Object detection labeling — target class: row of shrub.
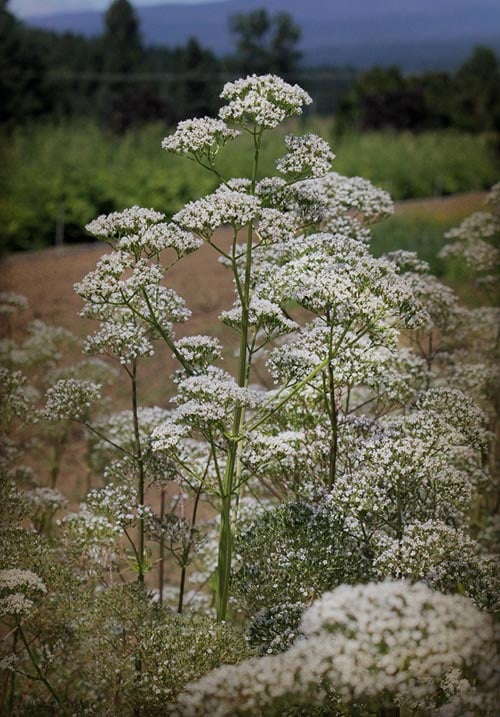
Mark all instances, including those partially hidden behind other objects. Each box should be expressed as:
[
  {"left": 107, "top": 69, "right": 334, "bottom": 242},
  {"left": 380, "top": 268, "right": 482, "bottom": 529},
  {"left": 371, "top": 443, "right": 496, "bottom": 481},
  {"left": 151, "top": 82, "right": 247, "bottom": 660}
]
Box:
[{"left": 1, "top": 120, "right": 498, "bottom": 252}]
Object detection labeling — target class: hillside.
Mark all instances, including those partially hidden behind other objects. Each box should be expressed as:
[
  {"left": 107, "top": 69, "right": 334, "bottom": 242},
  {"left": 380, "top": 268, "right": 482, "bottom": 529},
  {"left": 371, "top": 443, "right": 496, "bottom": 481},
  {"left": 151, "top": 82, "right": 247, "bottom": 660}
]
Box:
[{"left": 22, "top": 0, "right": 500, "bottom": 71}]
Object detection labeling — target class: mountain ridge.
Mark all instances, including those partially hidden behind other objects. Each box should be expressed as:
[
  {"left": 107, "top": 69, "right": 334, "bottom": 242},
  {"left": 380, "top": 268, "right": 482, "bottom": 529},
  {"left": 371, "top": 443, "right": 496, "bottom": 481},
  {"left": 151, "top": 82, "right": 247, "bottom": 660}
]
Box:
[{"left": 22, "top": 0, "right": 500, "bottom": 70}]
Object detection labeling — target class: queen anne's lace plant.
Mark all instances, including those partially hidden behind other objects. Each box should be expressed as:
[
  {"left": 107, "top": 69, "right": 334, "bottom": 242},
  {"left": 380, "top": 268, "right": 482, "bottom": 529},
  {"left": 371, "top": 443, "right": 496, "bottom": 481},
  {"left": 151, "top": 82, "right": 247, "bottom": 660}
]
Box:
[{"left": 3, "top": 73, "right": 499, "bottom": 714}]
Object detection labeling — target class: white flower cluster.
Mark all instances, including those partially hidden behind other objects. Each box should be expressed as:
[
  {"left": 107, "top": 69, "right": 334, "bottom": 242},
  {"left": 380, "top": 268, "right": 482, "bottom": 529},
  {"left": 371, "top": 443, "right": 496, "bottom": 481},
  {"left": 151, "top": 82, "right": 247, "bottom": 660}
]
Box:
[
  {"left": 159, "top": 367, "right": 253, "bottom": 433},
  {"left": 220, "top": 295, "right": 298, "bottom": 339},
  {"left": 444, "top": 211, "right": 499, "bottom": 243},
  {"left": 0, "top": 322, "right": 78, "bottom": 374},
  {"left": 333, "top": 417, "right": 480, "bottom": 529},
  {"left": 0, "top": 568, "right": 47, "bottom": 594},
  {"left": 439, "top": 207, "right": 499, "bottom": 277},
  {"left": 85, "top": 483, "right": 154, "bottom": 530},
  {"left": 48, "top": 357, "right": 118, "bottom": 386},
  {"left": 486, "top": 180, "right": 500, "bottom": 207},
  {"left": 243, "top": 430, "right": 309, "bottom": 475},
  {"left": 61, "top": 507, "right": 121, "bottom": 566},
  {"left": 0, "top": 569, "right": 47, "bottom": 619},
  {"left": 384, "top": 249, "right": 430, "bottom": 274},
  {"left": 219, "top": 74, "right": 312, "bottom": 129},
  {"left": 86, "top": 206, "right": 165, "bottom": 240},
  {"left": 161, "top": 117, "right": 240, "bottom": 156},
  {"left": 258, "top": 232, "right": 424, "bottom": 328},
  {"left": 254, "top": 173, "right": 391, "bottom": 237},
  {"left": 174, "top": 335, "right": 222, "bottom": 369},
  {"left": 24, "top": 487, "right": 67, "bottom": 516},
  {"left": 75, "top": 248, "right": 191, "bottom": 361},
  {"left": 173, "top": 185, "right": 260, "bottom": 238},
  {"left": 0, "top": 291, "right": 28, "bottom": 315},
  {"left": 415, "top": 387, "right": 488, "bottom": 451},
  {"left": 255, "top": 208, "right": 298, "bottom": 245},
  {"left": 373, "top": 521, "right": 500, "bottom": 609},
  {"left": 319, "top": 171, "right": 394, "bottom": 223},
  {"left": 84, "top": 320, "right": 154, "bottom": 364},
  {"left": 267, "top": 319, "right": 397, "bottom": 387},
  {"left": 86, "top": 206, "right": 201, "bottom": 259},
  {"left": 174, "top": 581, "right": 498, "bottom": 716},
  {"left": 41, "top": 379, "right": 101, "bottom": 421},
  {"left": 259, "top": 172, "right": 391, "bottom": 231},
  {"left": 276, "top": 133, "right": 335, "bottom": 179},
  {"left": 151, "top": 421, "right": 191, "bottom": 453},
  {"left": 442, "top": 236, "right": 499, "bottom": 273},
  {"left": 118, "top": 222, "right": 202, "bottom": 258},
  {"left": 0, "top": 367, "right": 34, "bottom": 425},
  {"left": 76, "top": 252, "right": 163, "bottom": 310},
  {"left": 300, "top": 581, "right": 498, "bottom": 709}
]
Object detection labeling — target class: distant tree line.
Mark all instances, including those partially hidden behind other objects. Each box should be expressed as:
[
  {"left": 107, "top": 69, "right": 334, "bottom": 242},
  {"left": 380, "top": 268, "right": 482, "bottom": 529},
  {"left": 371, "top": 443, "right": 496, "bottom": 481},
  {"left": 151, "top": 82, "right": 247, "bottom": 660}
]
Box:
[
  {"left": 1, "top": 0, "right": 499, "bottom": 133},
  {"left": 337, "top": 47, "right": 500, "bottom": 134}
]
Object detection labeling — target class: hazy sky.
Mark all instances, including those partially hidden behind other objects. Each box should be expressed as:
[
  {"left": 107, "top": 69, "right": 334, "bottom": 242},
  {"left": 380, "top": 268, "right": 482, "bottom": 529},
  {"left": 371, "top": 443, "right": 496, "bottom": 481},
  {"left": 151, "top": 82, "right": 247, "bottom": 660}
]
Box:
[{"left": 11, "top": 0, "right": 219, "bottom": 17}]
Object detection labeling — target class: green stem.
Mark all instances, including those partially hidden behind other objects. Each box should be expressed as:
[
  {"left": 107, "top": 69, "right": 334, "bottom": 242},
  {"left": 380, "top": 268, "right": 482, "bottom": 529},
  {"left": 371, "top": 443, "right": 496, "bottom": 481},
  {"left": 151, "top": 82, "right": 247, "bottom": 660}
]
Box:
[
  {"left": 177, "top": 482, "right": 203, "bottom": 614},
  {"left": 158, "top": 488, "right": 165, "bottom": 607},
  {"left": 215, "top": 127, "right": 263, "bottom": 622},
  {"left": 131, "top": 360, "right": 145, "bottom": 585},
  {"left": 17, "top": 624, "right": 60, "bottom": 705},
  {"left": 50, "top": 423, "right": 70, "bottom": 489}
]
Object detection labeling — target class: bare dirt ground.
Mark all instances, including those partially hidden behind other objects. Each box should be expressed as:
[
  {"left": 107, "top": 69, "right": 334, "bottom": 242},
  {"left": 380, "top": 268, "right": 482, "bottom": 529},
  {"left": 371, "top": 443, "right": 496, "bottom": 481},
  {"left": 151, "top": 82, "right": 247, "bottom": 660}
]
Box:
[{"left": 0, "top": 227, "right": 240, "bottom": 407}]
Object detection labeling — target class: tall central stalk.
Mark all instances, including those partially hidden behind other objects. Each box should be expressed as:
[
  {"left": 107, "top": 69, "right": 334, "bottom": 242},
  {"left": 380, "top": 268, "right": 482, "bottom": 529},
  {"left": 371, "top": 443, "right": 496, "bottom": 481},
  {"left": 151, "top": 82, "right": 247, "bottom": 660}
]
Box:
[
  {"left": 216, "top": 129, "right": 262, "bottom": 621},
  {"left": 131, "top": 360, "right": 145, "bottom": 585}
]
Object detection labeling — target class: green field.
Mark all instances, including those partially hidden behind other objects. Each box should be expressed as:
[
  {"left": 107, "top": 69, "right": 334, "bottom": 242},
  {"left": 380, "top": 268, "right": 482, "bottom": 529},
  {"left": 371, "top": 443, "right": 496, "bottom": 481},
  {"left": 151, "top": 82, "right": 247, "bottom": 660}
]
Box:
[{"left": 0, "top": 120, "right": 498, "bottom": 252}]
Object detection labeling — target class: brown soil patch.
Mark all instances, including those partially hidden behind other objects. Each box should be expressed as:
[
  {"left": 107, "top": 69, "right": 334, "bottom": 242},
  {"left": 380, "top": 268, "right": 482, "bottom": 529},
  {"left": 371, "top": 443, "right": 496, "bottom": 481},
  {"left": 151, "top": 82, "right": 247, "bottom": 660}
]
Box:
[{"left": 0, "top": 228, "right": 239, "bottom": 407}]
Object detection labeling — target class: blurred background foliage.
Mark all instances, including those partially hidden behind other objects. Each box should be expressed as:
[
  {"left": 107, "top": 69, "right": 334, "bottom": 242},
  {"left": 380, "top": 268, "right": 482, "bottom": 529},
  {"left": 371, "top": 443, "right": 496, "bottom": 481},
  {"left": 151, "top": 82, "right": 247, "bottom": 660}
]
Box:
[{"left": 0, "top": 0, "right": 499, "bottom": 253}]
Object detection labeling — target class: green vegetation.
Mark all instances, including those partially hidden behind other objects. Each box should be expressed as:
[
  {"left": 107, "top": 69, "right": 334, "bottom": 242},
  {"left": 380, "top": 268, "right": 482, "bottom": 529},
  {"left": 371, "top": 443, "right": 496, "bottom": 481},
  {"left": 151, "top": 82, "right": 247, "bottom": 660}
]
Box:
[
  {"left": 338, "top": 46, "right": 500, "bottom": 133},
  {"left": 371, "top": 214, "right": 453, "bottom": 272},
  {"left": 1, "top": 121, "right": 498, "bottom": 253},
  {"left": 334, "top": 130, "right": 498, "bottom": 198},
  {"left": 370, "top": 194, "right": 495, "bottom": 304}
]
